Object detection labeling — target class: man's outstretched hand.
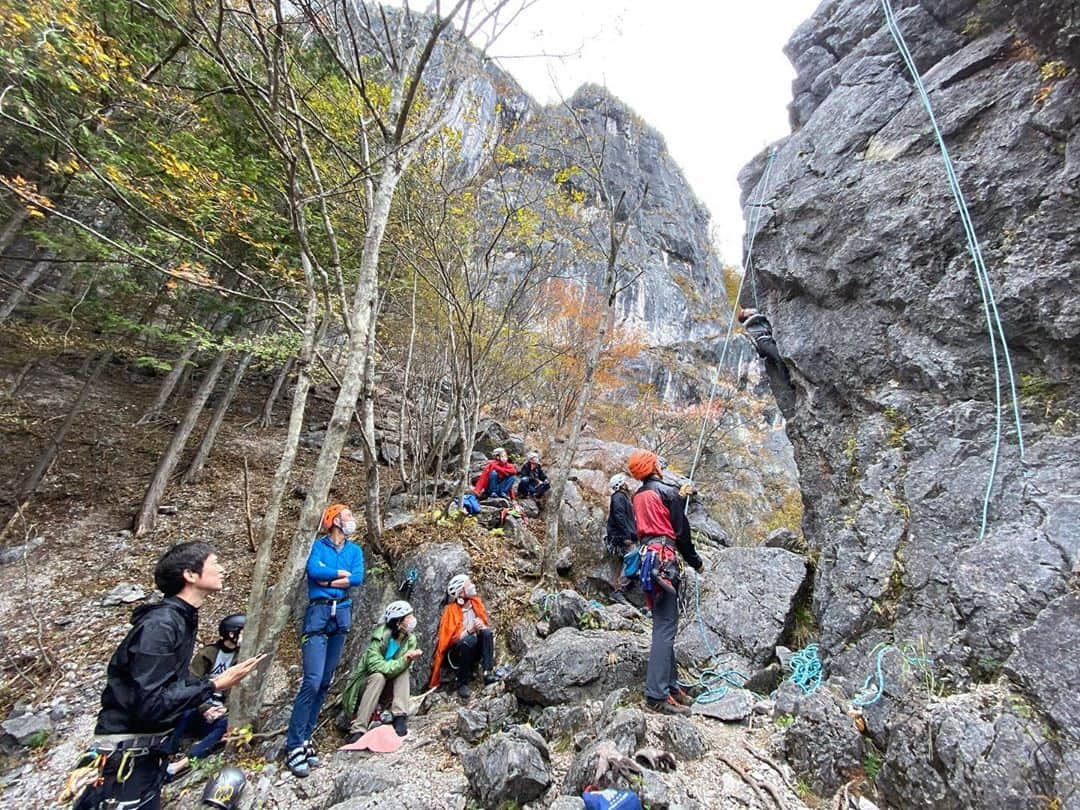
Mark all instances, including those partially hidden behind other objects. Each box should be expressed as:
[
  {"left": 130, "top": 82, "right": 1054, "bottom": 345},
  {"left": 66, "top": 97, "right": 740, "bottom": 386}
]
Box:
[{"left": 212, "top": 654, "right": 267, "bottom": 691}]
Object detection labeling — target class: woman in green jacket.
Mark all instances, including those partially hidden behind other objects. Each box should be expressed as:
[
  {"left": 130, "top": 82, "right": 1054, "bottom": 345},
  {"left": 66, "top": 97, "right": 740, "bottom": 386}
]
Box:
[{"left": 341, "top": 600, "right": 421, "bottom": 737}]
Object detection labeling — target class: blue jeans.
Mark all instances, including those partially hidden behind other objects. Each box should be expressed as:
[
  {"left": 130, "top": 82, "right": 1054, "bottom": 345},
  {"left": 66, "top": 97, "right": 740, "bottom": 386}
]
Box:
[
  {"left": 483, "top": 470, "right": 516, "bottom": 499},
  {"left": 518, "top": 478, "right": 549, "bottom": 498},
  {"left": 285, "top": 602, "right": 351, "bottom": 750},
  {"left": 171, "top": 707, "right": 228, "bottom": 759}
]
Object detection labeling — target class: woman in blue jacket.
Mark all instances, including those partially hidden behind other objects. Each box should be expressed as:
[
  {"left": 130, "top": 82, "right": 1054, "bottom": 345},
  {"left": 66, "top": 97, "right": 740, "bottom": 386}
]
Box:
[{"left": 285, "top": 503, "right": 364, "bottom": 777}]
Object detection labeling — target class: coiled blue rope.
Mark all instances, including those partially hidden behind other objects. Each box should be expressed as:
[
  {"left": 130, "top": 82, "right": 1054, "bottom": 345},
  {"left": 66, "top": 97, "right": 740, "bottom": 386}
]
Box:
[
  {"left": 851, "top": 643, "right": 931, "bottom": 708},
  {"left": 788, "top": 643, "right": 823, "bottom": 695},
  {"left": 880, "top": 0, "right": 1024, "bottom": 541}
]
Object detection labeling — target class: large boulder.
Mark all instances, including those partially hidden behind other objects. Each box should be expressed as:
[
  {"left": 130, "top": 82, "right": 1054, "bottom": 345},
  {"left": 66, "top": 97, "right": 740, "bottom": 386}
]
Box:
[
  {"left": 461, "top": 724, "right": 551, "bottom": 807},
  {"left": 782, "top": 687, "right": 865, "bottom": 796},
  {"left": 506, "top": 627, "right": 649, "bottom": 706},
  {"left": 541, "top": 589, "right": 590, "bottom": 632},
  {"left": 675, "top": 547, "right": 808, "bottom": 668}
]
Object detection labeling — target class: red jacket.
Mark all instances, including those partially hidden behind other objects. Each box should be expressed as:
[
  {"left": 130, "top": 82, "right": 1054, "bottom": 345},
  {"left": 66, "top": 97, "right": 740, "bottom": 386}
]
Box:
[{"left": 473, "top": 459, "right": 518, "bottom": 495}]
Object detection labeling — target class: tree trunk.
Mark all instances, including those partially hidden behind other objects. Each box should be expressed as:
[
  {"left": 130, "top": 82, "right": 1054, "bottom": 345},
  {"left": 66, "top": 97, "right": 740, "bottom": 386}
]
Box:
[
  {"left": 360, "top": 348, "right": 382, "bottom": 553},
  {"left": 135, "top": 340, "right": 198, "bottom": 425},
  {"left": 231, "top": 307, "right": 325, "bottom": 729},
  {"left": 7, "top": 353, "right": 110, "bottom": 521},
  {"left": 397, "top": 275, "right": 418, "bottom": 489},
  {"left": 0, "top": 208, "right": 29, "bottom": 258},
  {"left": 182, "top": 351, "right": 254, "bottom": 484},
  {"left": 132, "top": 348, "right": 231, "bottom": 536},
  {"left": 0, "top": 251, "right": 53, "bottom": 322},
  {"left": 258, "top": 355, "right": 294, "bottom": 428},
  {"left": 238, "top": 160, "right": 402, "bottom": 723}
]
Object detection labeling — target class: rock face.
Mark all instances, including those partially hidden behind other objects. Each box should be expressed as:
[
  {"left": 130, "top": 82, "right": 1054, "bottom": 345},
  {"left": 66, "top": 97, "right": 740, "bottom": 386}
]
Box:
[
  {"left": 506, "top": 627, "right": 650, "bottom": 706},
  {"left": 742, "top": 1, "right": 1080, "bottom": 806},
  {"left": 461, "top": 724, "right": 551, "bottom": 807},
  {"left": 675, "top": 547, "right": 808, "bottom": 669}
]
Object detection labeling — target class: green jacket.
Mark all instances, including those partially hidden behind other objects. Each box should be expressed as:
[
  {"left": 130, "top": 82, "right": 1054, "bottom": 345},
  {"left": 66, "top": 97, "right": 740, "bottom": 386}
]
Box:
[{"left": 341, "top": 624, "right": 417, "bottom": 716}]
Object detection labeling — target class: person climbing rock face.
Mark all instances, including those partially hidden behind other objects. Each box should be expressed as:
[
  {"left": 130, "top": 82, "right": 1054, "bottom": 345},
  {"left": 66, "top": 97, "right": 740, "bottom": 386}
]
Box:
[
  {"left": 284, "top": 503, "right": 365, "bottom": 778},
  {"left": 429, "top": 574, "right": 499, "bottom": 699},
  {"left": 737, "top": 307, "right": 792, "bottom": 388},
  {"left": 628, "top": 450, "right": 703, "bottom": 716},
  {"left": 340, "top": 600, "right": 422, "bottom": 739},
  {"left": 77, "top": 542, "right": 263, "bottom": 810},
  {"left": 473, "top": 447, "right": 518, "bottom": 501},
  {"left": 604, "top": 473, "right": 639, "bottom": 606},
  {"left": 517, "top": 451, "right": 550, "bottom": 498}
]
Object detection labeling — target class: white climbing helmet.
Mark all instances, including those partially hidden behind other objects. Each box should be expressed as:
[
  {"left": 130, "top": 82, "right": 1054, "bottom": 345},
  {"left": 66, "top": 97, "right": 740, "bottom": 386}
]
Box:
[
  {"left": 527, "top": 451, "right": 540, "bottom": 462},
  {"left": 609, "top": 473, "right": 628, "bottom": 492},
  {"left": 447, "top": 573, "right": 470, "bottom": 600},
  {"left": 382, "top": 600, "right": 413, "bottom": 623},
  {"left": 492, "top": 447, "right": 506, "bottom": 459}
]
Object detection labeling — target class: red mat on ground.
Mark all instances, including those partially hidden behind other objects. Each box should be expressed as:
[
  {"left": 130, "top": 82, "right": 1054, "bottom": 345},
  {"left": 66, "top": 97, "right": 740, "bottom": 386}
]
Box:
[{"left": 337, "top": 723, "right": 406, "bottom": 754}]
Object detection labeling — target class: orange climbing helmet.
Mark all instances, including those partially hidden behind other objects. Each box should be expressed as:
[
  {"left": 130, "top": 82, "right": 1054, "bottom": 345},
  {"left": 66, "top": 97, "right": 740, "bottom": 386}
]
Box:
[
  {"left": 320, "top": 503, "right": 349, "bottom": 532},
  {"left": 628, "top": 450, "right": 659, "bottom": 481}
]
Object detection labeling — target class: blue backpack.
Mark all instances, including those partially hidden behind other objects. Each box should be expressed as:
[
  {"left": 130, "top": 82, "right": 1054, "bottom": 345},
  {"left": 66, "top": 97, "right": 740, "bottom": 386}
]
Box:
[
  {"left": 454, "top": 493, "right": 481, "bottom": 515},
  {"left": 582, "top": 789, "right": 642, "bottom": 810}
]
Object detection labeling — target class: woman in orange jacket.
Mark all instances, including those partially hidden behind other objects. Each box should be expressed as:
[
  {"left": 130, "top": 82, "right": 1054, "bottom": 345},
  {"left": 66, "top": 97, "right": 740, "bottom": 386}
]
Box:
[{"left": 429, "top": 574, "right": 498, "bottom": 699}]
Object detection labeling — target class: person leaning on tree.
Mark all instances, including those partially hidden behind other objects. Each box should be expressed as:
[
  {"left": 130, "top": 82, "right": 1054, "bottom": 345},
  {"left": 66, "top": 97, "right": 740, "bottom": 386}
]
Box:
[{"left": 75, "top": 542, "right": 263, "bottom": 810}]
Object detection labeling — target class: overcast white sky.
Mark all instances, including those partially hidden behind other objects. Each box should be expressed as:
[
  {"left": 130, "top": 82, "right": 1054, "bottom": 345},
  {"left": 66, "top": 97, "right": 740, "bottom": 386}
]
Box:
[{"left": 483, "top": 0, "right": 821, "bottom": 265}]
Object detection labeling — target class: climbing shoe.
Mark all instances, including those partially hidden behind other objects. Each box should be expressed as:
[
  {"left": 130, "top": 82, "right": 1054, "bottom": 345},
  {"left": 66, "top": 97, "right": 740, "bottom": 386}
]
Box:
[
  {"left": 670, "top": 688, "right": 694, "bottom": 707},
  {"left": 457, "top": 683, "right": 472, "bottom": 700},
  {"left": 286, "top": 746, "right": 310, "bottom": 778},
  {"left": 646, "top": 695, "right": 690, "bottom": 716},
  {"left": 392, "top": 715, "right": 408, "bottom": 737},
  {"left": 304, "top": 741, "right": 322, "bottom": 768}
]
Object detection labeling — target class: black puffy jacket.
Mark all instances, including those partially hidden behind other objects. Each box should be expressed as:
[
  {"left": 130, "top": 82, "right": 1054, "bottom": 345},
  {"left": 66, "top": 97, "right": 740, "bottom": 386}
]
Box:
[
  {"left": 606, "top": 490, "right": 636, "bottom": 544},
  {"left": 95, "top": 597, "right": 214, "bottom": 735}
]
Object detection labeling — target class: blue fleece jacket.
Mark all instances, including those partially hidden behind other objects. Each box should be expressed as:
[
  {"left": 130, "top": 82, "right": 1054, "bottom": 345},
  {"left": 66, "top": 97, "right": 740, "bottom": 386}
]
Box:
[{"left": 305, "top": 535, "right": 365, "bottom": 602}]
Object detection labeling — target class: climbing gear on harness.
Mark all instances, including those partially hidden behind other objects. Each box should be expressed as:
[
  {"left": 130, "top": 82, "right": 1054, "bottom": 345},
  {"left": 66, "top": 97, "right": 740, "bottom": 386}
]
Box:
[
  {"left": 639, "top": 541, "right": 678, "bottom": 608},
  {"left": 57, "top": 750, "right": 108, "bottom": 805},
  {"left": 788, "top": 644, "right": 823, "bottom": 695},
  {"left": 201, "top": 766, "right": 246, "bottom": 809},
  {"left": 880, "top": 0, "right": 1024, "bottom": 541},
  {"left": 398, "top": 568, "right": 418, "bottom": 598}
]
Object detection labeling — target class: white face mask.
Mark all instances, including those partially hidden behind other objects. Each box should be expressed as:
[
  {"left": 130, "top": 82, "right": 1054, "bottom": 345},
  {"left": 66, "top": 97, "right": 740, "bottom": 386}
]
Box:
[
  {"left": 463, "top": 582, "right": 477, "bottom": 598},
  {"left": 340, "top": 519, "right": 357, "bottom": 536},
  {"left": 402, "top": 615, "right": 417, "bottom": 634}
]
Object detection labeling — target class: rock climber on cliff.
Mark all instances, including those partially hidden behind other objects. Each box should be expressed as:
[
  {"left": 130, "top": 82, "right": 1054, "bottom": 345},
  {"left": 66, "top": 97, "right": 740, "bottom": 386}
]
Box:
[
  {"left": 628, "top": 450, "right": 703, "bottom": 715},
  {"left": 737, "top": 307, "right": 793, "bottom": 388}
]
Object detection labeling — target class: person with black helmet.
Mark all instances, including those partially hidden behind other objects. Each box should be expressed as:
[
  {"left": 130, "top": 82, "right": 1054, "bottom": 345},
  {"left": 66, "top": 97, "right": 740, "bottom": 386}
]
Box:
[{"left": 165, "top": 613, "right": 247, "bottom": 779}]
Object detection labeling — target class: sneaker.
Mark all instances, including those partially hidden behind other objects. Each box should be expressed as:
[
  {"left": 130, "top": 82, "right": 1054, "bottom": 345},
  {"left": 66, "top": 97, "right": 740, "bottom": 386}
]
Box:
[
  {"left": 164, "top": 756, "right": 190, "bottom": 783},
  {"left": 457, "top": 683, "right": 472, "bottom": 700},
  {"left": 392, "top": 715, "right": 408, "bottom": 737},
  {"left": 286, "top": 746, "right": 310, "bottom": 778},
  {"left": 646, "top": 695, "right": 691, "bottom": 716},
  {"left": 670, "top": 688, "right": 694, "bottom": 707},
  {"left": 304, "top": 741, "right": 321, "bottom": 769}
]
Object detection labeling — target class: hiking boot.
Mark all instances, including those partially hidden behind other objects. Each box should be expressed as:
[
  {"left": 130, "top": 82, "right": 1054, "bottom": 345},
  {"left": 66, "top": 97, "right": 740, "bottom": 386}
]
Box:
[
  {"left": 457, "top": 683, "right": 472, "bottom": 700},
  {"left": 286, "top": 746, "right": 310, "bottom": 778},
  {"left": 304, "top": 741, "right": 321, "bottom": 768},
  {"left": 483, "top": 670, "right": 500, "bottom": 685},
  {"left": 392, "top": 715, "right": 408, "bottom": 737},
  {"left": 646, "top": 695, "right": 691, "bottom": 716},
  {"left": 670, "top": 688, "right": 694, "bottom": 707}
]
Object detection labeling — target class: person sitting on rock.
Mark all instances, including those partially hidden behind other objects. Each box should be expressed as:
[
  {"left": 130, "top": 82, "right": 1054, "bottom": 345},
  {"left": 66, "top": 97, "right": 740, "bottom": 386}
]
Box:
[
  {"left": 516, "top": 451, "right": 550, "bottom": 499},
  {"left": 340, "top": 600, "right": 422, "bottom": 739},
  {"left": 604, "top": 473, "right": 639, "bottom": 607},
  {"left": 473, "top": 447, "right": 518, "bottom": 501},
  {"left": 429, "top": 574, "right": 498, "bottom": 699},
  {"left": 165, "top": 612, "right": 246, "bottom": 779},
  {"left": 628, "top": 449, "right": 703, "bottom": 716},
  {"left": 737, "top": 307, "right": 792, "bottom": 387}
]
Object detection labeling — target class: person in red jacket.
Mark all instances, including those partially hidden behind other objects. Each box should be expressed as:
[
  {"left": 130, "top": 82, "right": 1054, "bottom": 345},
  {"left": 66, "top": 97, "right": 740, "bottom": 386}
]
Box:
[
  {"left": 473, "top": 447, "right": 518, "bottom": 500},
  {"left": 629, "top": 449, "right": 703, "bottom": 716}
]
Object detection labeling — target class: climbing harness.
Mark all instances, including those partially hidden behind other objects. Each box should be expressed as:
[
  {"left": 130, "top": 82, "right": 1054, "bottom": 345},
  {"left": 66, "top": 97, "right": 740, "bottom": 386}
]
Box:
[
  {"left": 787, "top": 643, "right": 823, "bottom": 695},
  {"left": 880, "top": 0, "right": 1024, "bottom": 540},
  {"left": 851, "top": 642, "right": 931, "bottom": 708}
]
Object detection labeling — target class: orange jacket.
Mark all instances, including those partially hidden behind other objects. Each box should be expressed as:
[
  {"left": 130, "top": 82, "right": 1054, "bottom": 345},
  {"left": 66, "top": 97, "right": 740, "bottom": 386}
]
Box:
[{"left": 429, "top": 596, "right": 490, "bottom": 687}]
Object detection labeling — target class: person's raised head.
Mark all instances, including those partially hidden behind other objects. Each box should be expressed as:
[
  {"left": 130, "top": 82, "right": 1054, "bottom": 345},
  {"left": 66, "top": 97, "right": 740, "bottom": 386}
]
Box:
[
  {"left": 320, "top": 503, "right": 356, "bottom": 545},
  {"left": 154, "top": 541, "right": 221, "bottom": 602}
]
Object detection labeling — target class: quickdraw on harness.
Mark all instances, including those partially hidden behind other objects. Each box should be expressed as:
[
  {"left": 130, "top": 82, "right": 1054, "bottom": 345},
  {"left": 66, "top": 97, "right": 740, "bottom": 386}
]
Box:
[{"left": 638, "top": 542, "right": 677, "bottom": 610}]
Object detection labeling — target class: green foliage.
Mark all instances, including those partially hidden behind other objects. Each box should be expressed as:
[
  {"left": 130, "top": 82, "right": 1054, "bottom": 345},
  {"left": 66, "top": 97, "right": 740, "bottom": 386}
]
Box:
[
  {"left": 759, "top": 486, "right": 804, "bottom": 538},
  {"left": 25, "top": 729, "right": 50, "bottom": 748},
  {"left": 961, "top": 14, "right": 988, "bottom": 38},
  {"left": 883, "top": 406, "right": 909, "bottom": 449},
  {"left": 775, "top": 713, "right": 795, "bottom": 728},
  {"left": 864, "top": 750, "right": 883, "bottom": 781}
]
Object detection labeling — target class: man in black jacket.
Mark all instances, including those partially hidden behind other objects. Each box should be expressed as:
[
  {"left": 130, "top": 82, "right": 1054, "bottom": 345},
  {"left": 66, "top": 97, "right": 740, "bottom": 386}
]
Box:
[
  {"left": 77, "top": 542, "right": 263, "bottom": 810},
  {"left": 517, "top": 452, "right": 550, "bottom": 498},
  {"left": 737, "top": 307, "right": 792, "bottom": 387}
]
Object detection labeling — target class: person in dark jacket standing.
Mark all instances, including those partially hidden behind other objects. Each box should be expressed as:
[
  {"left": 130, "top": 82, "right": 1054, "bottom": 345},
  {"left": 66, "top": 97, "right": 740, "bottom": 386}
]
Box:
[
  {"left": 517, "top": 451, "right": 550, "bottom": 498},
  {"left": 604, "top": 473, "right": 638, "bottom": 604},
  {"left": 77, "top": 542, "right": 263, "bottom": 810},
  {"left": 628, "top": 450, "right": 703, "bottom": 716},
  {"left": 284, "top": 503, "right": 365, "bottom": 778}
]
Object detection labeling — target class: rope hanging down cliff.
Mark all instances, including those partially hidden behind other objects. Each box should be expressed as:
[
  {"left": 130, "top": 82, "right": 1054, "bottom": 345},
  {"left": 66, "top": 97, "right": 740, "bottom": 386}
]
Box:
[{"left": 880, "top": 0, "right": 1025, "bottom": 540}]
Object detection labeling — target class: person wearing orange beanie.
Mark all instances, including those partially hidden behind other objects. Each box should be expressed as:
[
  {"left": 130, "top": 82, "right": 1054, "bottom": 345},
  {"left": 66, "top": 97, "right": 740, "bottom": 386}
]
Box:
[{"left": 629, "top": 451, "right": 703, "bottom": 715}]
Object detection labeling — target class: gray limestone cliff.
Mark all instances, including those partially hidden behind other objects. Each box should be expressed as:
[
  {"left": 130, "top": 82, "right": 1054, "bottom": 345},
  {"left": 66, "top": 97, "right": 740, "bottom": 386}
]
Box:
[{"left": 740, "top": 0, "right": 1079, "bottom": 806}]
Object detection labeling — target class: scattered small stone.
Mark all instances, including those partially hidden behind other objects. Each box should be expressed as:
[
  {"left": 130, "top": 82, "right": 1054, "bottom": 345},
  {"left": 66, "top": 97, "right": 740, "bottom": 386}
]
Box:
[
  {"left": 156, "top": 504, "right": 178, "bottom": 515},
  {"left": 691, "top": 690, "right": 754, "bottom": 722},
  {"left": 101, "top": 583, "right": 147, "bottom": 606}
]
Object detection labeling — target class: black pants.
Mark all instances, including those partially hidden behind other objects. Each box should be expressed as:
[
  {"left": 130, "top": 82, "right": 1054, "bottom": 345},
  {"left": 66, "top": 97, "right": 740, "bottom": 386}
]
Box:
[
  {"left": 445, "top": 629, "right": 494, "bottom": 685},
  {"left": 75, "top": 748, "right": 168, "bottom": 810},
  {"left": 756, "top": 337, "right": 792, "bottom": 387}
]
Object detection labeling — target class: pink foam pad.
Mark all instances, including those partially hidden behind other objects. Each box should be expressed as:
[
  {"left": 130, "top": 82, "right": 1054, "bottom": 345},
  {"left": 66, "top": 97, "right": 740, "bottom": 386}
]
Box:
[{"left": 337, "top": 723, "right": 406, "bottom": 754}]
